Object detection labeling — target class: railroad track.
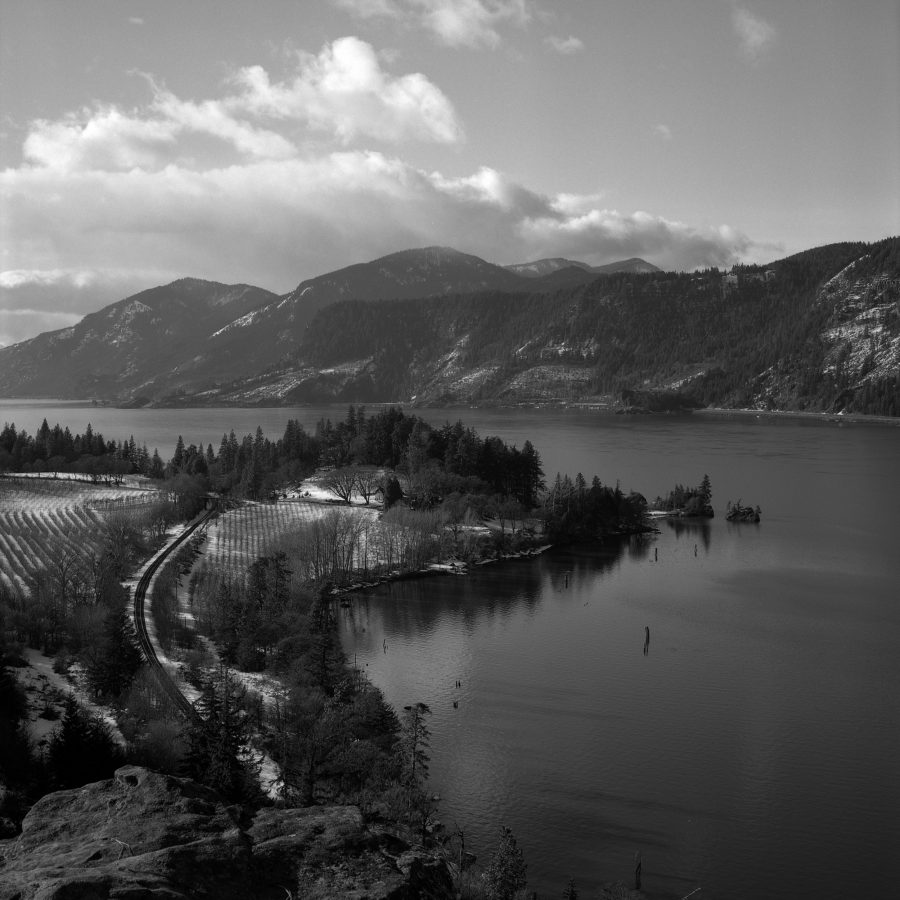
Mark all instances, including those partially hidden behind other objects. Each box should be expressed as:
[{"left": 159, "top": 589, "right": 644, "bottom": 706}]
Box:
[{"left": 132, "top": 510, "right": 214, "bottom": 722}]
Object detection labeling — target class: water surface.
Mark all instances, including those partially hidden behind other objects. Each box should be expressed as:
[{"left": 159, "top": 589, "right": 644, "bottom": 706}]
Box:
[{"left": 4, "top": 401, "right": 898, "bottom": 897}]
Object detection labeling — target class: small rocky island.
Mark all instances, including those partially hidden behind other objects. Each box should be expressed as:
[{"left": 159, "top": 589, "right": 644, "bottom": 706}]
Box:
[{"left": 726, "top": 500, "right": 762, "bottom": 522}]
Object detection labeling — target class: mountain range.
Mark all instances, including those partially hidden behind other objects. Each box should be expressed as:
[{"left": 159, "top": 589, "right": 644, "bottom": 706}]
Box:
[{"left": 0, "top": 241, "right": 898, "bottom": 416}]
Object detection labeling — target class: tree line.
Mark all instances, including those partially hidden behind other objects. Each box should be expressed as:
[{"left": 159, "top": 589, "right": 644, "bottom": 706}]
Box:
[{"left": 0, "top": 420, "right": 165, "bottom": 477}]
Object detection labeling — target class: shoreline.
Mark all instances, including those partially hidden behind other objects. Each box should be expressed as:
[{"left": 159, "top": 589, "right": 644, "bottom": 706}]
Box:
[
  {"left": 331, "top": 542, "right": 555, "bottom": 597},
  {"left": 693, "top": 406, "right": 900, "bottom": 427},
  {"left": 3, "top": 396, "right": 898, "bottom": 427}
]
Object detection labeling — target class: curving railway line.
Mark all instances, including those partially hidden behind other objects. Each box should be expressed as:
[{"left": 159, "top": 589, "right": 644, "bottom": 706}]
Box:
[{"left": 131, "top": 510, "right": 214, "bottom": 722}]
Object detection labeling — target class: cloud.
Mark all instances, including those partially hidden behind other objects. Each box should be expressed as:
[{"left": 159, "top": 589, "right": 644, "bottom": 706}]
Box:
[
  {"left": 230, "top": 37, "right": 462, "bottom": 144},
  {"left": 653, "top": 123, "right": 672, "bottom": 141},
  {"left": 2, "top": 149, "right": 754, "bottom": 339},
  {"left": 333, "top": 0, "right": 533, "bottom": 49},
  {"left": 1, "top": 39, "right": 758, "bottom": 344},
  {"left": 731, "top": 4, "right": 776, "bottom": 61},
  {"left": 19, "top": 38, "right": 460, "bottom": 173},
  {"left": 544, "top": 35, "right": 583, "bottom": 55}
]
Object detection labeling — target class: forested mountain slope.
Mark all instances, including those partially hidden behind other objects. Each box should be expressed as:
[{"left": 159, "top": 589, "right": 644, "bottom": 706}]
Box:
[
  {"left": 0, "top": 239, "right": 896, "bottom": 414},
  {"left": 0, "top": 280, "right": 277, "bottom": 400},
  {"left": 213, "top": 237, "right": 900, "bottom": 415},
  {"left": 0, "top": 247, "right": 629, "bottom": 400}
]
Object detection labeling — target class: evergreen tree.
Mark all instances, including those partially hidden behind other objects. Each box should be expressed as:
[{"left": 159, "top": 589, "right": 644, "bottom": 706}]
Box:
[
  {"left": 0, "top": 659, "right": 36, "bottom": 791},
  {"left": 483, "top": 825, "right": 528, "bottom": 900},
  {"left": 46, "top": 698, "right": 122, "bottom": 789},
  {"left": 184, "top": 668, "right": 259, "bottom": 803},
  {"left": 400, "top": 701, "right": 431, "bottom": 789},
  {"left": 85, "top": 606, "right": 143, "bottom": 699},
  {"left": 172, "top": 435, "right": 185, "bottom": 471}
]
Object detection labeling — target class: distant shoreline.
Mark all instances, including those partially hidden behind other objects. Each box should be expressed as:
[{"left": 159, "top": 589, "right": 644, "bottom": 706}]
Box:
[
  {"left": 693, "top": 406, "right": 900, "bottom": 427},
  {"left": 2, "top": 396, "right": 899, "bottom": 427}
]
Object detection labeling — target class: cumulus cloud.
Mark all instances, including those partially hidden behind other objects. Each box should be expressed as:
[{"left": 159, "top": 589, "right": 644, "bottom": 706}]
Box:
[
  {"left": 544, "top": 35, "right": 583, "bottom": 55},
  {"left": 229, "top": 37, "right": 462, "bottom": 143},
  {"left": 19, "top": 38, "right": 459, "bottom": 173},
  {"left": 334, "top": 0, "right": 533, "bottom": 49},
  {"left": 1, "top": 37, "right": 758, "bottom": 344},
  {"left": 731, "top": 4, "right": 776, "bottom": 61},
  {"left": 2, "top": 149, "right": 753, "bottom": 338}
]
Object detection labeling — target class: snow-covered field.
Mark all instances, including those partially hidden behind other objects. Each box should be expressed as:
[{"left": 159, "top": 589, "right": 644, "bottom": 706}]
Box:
[{"left": 0, "top": 476, "right": 163, "bottom": 596}]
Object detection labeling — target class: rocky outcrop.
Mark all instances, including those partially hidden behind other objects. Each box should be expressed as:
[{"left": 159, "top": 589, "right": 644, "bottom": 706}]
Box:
[
  {"left": 726, "top": 502, "right": 761, "bottom": 522},
  {"left": 0, "top": 766, "right": 453, "bottom": 900}
]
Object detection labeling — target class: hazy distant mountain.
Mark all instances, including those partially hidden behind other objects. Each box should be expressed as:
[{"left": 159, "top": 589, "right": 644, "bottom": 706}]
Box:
[
  {"left": 277, "top": 246, "right": 528, "bottom": 327},
  {"left": 166, "top": 247, "right": 602, "bottom": 382},
  {"left": 589, "top": 257, "right": 661, "bottom": 274},
  {"left": 505, "top": 257, "right": 592, "bottom": 277},
  {"left": 0, "top": 279, "right": 276, "bottom": 400},
  {"left": 0, "top": 247, "right": 592, "bottom": 401},
  {"left": 506, "top": 256, "right": 660, "bottom": 277}
]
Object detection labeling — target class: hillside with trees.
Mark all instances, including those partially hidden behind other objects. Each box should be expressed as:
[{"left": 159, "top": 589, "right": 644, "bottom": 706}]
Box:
[
  {"left": 0, "top": 239, "right": 897, "bottom": 415},
  {"left": 283, "top": 237, "right": 899, "bottom": 415}
]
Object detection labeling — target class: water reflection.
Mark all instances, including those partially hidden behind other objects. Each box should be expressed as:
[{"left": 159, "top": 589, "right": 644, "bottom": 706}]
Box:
[
  {"left": 343, "top": 538, "right": 637, "bottom": 640},
  {"left": 665, "top": 517, "right": 712, "bottom": 551}
]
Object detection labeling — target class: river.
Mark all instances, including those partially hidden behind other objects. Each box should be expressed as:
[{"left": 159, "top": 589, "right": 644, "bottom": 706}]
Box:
[{"left": 2, "top": 400, "right": 899, "bottom": 898}]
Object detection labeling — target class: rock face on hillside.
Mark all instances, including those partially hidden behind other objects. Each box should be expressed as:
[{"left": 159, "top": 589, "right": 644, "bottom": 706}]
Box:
[{"left": 0, "top": 766, "right": 453, "bottom": 900}]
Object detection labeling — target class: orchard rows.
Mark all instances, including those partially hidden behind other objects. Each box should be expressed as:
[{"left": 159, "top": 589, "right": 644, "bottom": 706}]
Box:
[
  {"left": 198, "top": 500, "right": 332, "bottom": 583},
  {"left": 0, "top": 505, "right": 106, "bottom": 595},
  {"left": 0, "top": 478, "right": 163, "bottom": 597},
  {"left": 0, "top": 476, "right": 159, "bottom": 512}
]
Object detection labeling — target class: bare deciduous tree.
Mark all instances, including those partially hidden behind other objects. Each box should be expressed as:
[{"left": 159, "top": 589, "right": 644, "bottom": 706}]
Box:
[{"left": 322, "top": 467, "right": 358, "bottom": 505}]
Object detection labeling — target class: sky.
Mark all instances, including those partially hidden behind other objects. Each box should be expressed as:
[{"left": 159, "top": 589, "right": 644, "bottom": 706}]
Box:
[{"left": 0, "top": 0, "right": 898, "bottom": 347}]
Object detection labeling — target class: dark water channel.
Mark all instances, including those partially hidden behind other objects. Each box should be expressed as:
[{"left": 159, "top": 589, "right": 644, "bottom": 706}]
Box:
[
  {"left": 337, "top": 411, "right": 900, "bottom": 899},
  {"left": 4, "top": 401, "right": 899, "bottom": 898}
]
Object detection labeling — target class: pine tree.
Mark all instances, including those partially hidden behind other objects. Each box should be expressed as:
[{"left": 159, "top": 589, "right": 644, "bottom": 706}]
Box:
[
  {"left": 184, "top": 669, "right": 259, "bottom": 802},
  {"left": 483, "top": 825, "right": 528, "bottom": 900},
  {"left": 699, "top": 473, "right": 712, "bottom": 504},
  {"left": 172, "top": 435, "right": 185, "bottom": 471},
  {"left": 47, "top": 698, "right": 122, "bottom": 789},
  {"left": 85, "top": 606, "right": 143, "bottom": 699}
]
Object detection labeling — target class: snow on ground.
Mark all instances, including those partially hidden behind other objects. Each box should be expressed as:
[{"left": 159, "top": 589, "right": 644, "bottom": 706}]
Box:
[
  {"left": 125, "top": 519, "right": 203, "bottom": 705},
  {"left": 18, "top": 648, "right": 127, "bottom": 749}
]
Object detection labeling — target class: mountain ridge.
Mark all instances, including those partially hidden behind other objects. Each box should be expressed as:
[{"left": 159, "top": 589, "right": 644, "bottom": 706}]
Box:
[{"left": 1, "top": 240, "right": 897, "bottom": 415}]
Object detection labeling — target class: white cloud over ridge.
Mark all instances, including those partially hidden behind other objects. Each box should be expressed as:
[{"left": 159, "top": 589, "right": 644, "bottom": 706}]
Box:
[
  {"left": 21, "top": 37, "right": 460, "bottom": 172},
  {"left": 334, "top": 0, "right": 533, "bottom": 48},
  {"left": 230, "top": 37, "right": 463, "bottom": 144},
  {"left": 2, "top": 34, "right": 758, "bottom": 344}
]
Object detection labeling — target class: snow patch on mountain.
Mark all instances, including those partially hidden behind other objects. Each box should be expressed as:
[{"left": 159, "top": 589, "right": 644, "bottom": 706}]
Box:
[{"left": 209, "top": 309, "right": 263, "bottom": 339}]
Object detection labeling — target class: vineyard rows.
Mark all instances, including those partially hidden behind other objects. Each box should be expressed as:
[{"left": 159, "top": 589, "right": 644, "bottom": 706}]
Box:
[
  {"left": 197, "top": 500, "right": 336, "bottom": 583},
  {"left": 0, "top": 505, "right": 106, "bottom": 596},
  {"left": 0, "top": 476, "right": 160, "bottom": 512},
  {"left": 0, "top": 480, "right": 165, "bottom": 597}
]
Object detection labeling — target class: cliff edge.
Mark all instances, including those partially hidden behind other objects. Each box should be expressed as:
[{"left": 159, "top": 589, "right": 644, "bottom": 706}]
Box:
[{"left": 0, "top": 766, "right": 453, "bottom": 900}]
